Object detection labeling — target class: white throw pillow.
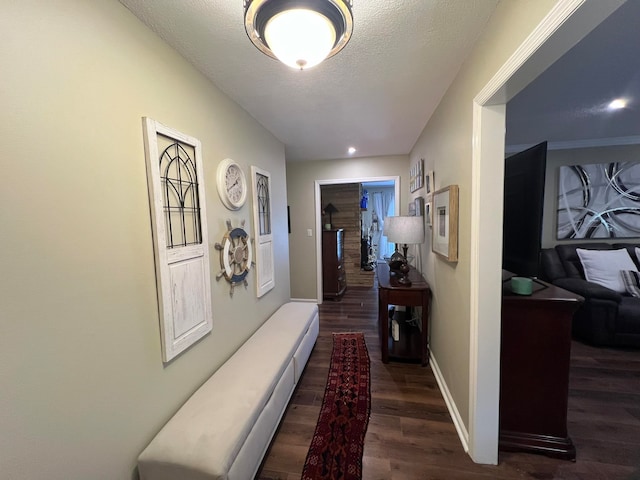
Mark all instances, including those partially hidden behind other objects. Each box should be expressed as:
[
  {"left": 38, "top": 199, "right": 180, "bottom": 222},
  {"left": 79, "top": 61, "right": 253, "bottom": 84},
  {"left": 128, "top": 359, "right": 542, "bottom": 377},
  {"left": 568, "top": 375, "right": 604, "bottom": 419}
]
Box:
[{"left": 576, "top": 248, "right": 638, "bottom": 293}]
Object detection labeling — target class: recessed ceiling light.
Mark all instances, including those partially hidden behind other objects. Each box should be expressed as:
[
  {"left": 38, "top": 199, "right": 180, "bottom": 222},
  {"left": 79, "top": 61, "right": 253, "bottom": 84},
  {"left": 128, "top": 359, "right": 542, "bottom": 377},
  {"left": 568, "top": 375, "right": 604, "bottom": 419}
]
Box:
[
  {"left": 348, "top": 147, "right": 356, "bottom": 155},
  {"left": 608, "top": 98, "right": 627, "bottom": 110}
]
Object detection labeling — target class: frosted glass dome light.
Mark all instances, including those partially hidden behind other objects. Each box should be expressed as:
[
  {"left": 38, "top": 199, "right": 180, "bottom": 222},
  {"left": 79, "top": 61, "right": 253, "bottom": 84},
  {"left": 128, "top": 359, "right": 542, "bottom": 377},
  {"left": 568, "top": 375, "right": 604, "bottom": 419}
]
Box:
[
  {"left": 244, "top": 0, "right": 353, "bottom": 71},
  {"left": 264, "top": 9, "right": 335, "bottom": 70}
]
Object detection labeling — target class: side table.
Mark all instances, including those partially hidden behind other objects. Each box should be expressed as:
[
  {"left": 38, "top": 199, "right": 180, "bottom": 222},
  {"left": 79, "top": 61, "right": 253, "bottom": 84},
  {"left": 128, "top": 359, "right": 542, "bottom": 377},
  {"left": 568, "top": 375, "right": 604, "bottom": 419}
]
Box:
[
  {"left": 500, "top": 273, "right": 583, "bottom": 460},
  {"left": 377, "top": 262, "right": 431, "bottom": 366}
]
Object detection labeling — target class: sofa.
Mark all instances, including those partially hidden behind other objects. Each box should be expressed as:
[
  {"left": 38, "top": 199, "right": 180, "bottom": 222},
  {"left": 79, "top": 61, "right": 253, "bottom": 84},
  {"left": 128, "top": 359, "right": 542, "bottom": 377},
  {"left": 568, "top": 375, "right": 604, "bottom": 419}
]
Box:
[
  {"left": 137, "top": 301, "right": 319, "bottom": 480},
  {"left": 540, "top": 243, "right": 640, "bottom": 348}
]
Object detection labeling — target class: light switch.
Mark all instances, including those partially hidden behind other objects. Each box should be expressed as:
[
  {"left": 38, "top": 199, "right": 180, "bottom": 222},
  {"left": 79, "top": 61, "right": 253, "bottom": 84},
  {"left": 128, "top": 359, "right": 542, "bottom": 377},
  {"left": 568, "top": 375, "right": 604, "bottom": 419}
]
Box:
[{"left": 307, "top": 229, "right": 313, "bottom": 237}]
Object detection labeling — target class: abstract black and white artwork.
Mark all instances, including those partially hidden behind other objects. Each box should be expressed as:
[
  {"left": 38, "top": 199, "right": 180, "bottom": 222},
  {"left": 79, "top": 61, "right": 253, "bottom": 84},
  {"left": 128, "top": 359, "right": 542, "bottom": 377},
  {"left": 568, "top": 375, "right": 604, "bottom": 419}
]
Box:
[{"left": 557, "top": 162, "right": 640, "bottom": 239}]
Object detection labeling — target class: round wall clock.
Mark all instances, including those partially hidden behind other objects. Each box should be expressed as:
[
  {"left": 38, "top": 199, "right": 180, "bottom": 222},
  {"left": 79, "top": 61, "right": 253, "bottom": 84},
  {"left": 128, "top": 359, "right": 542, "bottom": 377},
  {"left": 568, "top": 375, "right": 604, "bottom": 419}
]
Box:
[
  {"left": 216, "top": 158, "right": 247, "bottom": 210},
  {"left": 215, "top": 220, "right": 253, "bottom": 296}
]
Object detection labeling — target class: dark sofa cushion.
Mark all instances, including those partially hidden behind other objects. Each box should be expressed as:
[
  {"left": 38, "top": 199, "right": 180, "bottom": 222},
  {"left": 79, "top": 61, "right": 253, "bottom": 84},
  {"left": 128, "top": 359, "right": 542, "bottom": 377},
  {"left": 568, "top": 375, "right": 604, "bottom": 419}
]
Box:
[
  {"left": 540, "top": 248, "right": 564, "bottom": 282},
  {"left": 617, "top": 297, "right": 640, "bottom": 334},
  {"left": 553, "top": 277, "right": 621, "bottom": 303}
]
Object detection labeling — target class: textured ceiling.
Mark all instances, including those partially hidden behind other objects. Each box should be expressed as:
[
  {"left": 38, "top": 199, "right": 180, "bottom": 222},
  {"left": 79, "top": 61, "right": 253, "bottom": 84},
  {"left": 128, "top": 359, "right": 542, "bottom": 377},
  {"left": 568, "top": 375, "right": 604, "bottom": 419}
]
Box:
[
  {"left": 118, "top": 1, "right": 638, "bottom": 162},
  {"left": 506, "top": 0, "right": 640, "bottom": 150},
  {"left": 118, "top": 0, "right": 499, "bottom": 161}
]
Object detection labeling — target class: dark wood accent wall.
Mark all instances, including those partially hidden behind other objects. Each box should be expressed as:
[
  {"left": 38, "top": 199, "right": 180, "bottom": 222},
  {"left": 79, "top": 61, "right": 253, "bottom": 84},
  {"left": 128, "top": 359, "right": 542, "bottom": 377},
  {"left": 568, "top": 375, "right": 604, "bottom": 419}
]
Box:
[{"left": 321, "top": 184, "right": 374, "bottom": 287}]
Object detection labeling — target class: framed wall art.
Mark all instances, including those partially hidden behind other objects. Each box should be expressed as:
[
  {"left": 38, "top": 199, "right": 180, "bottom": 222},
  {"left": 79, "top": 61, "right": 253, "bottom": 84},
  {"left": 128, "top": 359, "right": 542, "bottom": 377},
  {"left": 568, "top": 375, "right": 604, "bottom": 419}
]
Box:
[
  {"left": 251, "top": 166, "right": 275, "bottom": 297},
  {"left": 425, "top": 170, "right": 435, "bottom": 195},
  {"left": 414, "top": 196, "right": 424, "bottom": 217},
  {"left": 142, "top": 117, "right": 213, "bottom": 362},
  {"left": 557, "top": 161, "right": 640, "bottom": 239},
  {"left": 425, "top": 200, "right": 433, "bottom": 227},
  {"left": 432, "top": 185, "right": 459, "bottom": 262},
  {"left": 410, "top": 158, "right": 424, "bottom": 193}
]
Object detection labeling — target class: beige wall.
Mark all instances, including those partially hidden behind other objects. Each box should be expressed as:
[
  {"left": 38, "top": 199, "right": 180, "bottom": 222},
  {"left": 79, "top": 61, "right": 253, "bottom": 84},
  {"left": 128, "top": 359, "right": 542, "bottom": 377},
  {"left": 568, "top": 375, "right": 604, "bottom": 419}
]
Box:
[
  {"left": 287, "top": 156, "right": 408, "bottom": 300},
  {"left": 0, "top": 1, "right": 289, "bottom": 479},
  {"left": 409, "top": 0, "right": 558, "bottom": 432},
  {"left": 542, "top": 144, "right": 640, "bottom": 247}
]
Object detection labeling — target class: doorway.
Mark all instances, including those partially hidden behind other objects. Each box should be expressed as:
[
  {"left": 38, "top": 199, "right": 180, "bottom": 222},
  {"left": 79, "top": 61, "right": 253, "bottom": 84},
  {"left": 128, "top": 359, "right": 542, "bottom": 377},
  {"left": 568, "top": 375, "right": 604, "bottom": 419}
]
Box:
[
  {"left": 314, "top": 176, "right": 400, "bottom": 303},
  {"left": 361, "top": 180, "right": 396, "bottom": 266},
  {"left": 469, "top": 0, "right": 625, "bottom": 464}
]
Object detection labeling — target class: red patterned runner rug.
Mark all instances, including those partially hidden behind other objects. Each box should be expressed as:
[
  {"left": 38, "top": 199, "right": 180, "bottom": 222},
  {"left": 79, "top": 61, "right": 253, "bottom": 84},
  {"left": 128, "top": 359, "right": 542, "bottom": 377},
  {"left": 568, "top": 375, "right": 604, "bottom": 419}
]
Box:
[{"left": 302, "top": 332, "right": 371, "bottom": 480}]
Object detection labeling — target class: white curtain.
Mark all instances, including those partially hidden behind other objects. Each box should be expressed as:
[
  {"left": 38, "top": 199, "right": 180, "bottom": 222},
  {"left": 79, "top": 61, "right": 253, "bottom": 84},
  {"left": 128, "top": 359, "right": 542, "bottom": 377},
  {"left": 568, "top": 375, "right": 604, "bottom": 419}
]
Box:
[{"left": 372, "top": 190, "right": 395, "bottom": 260}]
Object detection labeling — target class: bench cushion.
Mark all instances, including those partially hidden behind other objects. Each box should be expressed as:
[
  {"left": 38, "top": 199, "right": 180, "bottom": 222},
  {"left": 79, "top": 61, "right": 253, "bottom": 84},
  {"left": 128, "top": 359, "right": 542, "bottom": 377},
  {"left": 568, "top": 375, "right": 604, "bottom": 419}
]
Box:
[{"left": 138, "top": 302, "right": 319, "bottom": 480}]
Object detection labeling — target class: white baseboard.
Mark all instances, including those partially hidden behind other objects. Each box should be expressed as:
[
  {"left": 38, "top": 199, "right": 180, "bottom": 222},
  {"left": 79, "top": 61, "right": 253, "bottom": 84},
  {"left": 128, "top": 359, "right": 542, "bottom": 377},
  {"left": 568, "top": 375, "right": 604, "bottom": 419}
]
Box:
[
  {"left": 289, "top": 298, "right": 318, "bottom": 303},
  {"left": 430, "top": 351, "right": 470, "bottom": 452}
]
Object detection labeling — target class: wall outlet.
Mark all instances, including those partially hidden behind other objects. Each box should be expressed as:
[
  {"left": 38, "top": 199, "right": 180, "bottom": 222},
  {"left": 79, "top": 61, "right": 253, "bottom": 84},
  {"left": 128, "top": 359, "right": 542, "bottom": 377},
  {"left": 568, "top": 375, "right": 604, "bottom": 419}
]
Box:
[
  {"left": 392, "top": 320, "right": 400, "bottom": 341},
  {"left": 306, "top": 229, "right": 313, "bottom": 237}
]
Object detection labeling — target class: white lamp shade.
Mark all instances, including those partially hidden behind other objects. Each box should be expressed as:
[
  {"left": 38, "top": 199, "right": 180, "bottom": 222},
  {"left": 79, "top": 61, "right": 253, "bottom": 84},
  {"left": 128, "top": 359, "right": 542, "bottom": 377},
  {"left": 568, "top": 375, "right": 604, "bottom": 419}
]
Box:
[
  {"left": 383, "top": 216, "right": 425, "bottom": 244},
  {"left": 264, "top": 9, "right": 336, "bottom": 70}
]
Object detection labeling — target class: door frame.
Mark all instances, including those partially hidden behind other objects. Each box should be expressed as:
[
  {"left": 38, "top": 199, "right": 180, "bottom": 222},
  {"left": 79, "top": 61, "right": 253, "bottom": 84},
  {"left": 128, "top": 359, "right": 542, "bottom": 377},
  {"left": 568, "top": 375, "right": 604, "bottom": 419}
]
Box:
[
  {"left": 469, "top": 0, "right": 625, "bottom": 463},
  {"left": 314, "top": 176, "right": 400, "bottom": 303}
]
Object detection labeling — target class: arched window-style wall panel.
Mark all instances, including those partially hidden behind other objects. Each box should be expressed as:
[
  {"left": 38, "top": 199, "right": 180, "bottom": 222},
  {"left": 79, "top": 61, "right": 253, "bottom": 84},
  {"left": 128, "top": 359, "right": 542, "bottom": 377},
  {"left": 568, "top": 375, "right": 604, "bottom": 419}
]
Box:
[
  {"left": 143, "top": 118, "right": 213, "bottom": 362},
  {"left": 251, "top": 166, "right": 275, "bottom": 297},
  {"left": 159, "top": 140, "right": 202, "bottom": 249}
]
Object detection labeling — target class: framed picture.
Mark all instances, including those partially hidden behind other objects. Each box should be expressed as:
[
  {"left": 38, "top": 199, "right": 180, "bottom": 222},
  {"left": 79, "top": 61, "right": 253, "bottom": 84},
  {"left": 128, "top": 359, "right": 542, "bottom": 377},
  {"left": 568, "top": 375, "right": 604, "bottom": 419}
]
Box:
[
  {"left": 408, "top": 201, "right": 416, "bottom": 216},
  {"left": 557, "top": 161, "right": 640, "bottom": 239},
  {"left": 425, "top": 201, "right": 432, "bottom": 227},
  {"left": 410, "top": 158, "right": 424, "bottom": 193},
  {"left": 432, "top": 185, "right": 459, "bottom": 262},
  {"left": 425, "top": 170, "right": 435, "bottom": 195},
  {"left": 414, "top": 196, "right": 424, "bottom": 217}
]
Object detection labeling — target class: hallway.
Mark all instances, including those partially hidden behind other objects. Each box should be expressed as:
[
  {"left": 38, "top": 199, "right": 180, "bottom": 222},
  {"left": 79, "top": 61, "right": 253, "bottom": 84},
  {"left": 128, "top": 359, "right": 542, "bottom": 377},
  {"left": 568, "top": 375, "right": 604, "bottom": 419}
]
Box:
[{"left": 258, "top": 286, "right": 640, "bottom": 479}]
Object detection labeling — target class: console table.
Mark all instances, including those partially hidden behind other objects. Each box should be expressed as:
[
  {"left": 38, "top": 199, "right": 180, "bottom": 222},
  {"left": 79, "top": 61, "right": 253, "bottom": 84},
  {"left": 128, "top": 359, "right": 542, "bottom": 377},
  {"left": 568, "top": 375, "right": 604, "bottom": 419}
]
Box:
[
  {"left": 377, "top": 262, "right": 430, "bottom": 366},
  {"left": 500, "top": 273, "right": 583, "bottom": 460}
]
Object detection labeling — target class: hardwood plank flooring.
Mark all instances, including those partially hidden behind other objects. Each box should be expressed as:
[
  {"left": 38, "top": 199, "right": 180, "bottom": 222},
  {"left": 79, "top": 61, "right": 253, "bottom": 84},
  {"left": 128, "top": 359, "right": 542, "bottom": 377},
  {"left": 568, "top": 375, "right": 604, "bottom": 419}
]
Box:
[{"left": 257, "top": 286, "right": 640, "bottom": 480}]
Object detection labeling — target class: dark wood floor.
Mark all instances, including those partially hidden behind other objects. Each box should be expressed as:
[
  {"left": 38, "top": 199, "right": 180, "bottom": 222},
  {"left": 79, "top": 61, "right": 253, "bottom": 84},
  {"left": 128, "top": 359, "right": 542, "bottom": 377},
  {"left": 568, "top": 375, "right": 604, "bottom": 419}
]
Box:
[{"left": 257, "top": 286, "right": 640, "bottom": 480}]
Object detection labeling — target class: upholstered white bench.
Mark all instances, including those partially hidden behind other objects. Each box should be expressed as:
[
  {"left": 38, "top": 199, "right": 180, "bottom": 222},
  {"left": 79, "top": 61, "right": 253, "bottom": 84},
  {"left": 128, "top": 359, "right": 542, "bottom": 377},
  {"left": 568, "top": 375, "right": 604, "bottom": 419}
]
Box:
[{"left": 138, "top": 301, "right": 319, "bottom": 480}]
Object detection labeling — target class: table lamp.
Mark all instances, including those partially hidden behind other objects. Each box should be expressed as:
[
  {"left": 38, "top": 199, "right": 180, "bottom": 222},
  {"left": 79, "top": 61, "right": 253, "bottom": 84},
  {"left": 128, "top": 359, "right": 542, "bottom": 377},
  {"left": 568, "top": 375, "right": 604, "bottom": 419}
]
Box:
[
  {"left": 323, "top": 202, "right": 338, "bottom": 229},
  {"left": 383, "top": 215, "right": 425, "bottom": 285}
]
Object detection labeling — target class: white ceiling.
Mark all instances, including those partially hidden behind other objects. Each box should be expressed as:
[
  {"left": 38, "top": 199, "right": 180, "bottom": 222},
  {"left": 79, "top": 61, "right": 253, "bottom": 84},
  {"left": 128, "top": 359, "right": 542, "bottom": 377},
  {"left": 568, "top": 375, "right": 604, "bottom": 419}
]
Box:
[
  {"left": 118, "top": 0, "right": 499, "bottom": 161},
  {"left": 119, "top": 1, "right": 639, "bottom": 162}
]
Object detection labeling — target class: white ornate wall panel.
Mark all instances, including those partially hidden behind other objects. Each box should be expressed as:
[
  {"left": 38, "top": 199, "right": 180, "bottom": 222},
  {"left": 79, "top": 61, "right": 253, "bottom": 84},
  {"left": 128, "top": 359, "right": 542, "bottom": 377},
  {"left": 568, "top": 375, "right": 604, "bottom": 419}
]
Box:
[{"left": 143, "top": 118, "right": 213, "bottom": 362}]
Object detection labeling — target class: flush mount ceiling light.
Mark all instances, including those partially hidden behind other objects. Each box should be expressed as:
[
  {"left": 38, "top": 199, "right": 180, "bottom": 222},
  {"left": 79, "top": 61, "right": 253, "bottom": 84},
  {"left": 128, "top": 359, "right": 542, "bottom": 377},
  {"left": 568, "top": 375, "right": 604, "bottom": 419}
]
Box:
[{"left": 244, "top": 0, "right": 353, "bottom": 71}]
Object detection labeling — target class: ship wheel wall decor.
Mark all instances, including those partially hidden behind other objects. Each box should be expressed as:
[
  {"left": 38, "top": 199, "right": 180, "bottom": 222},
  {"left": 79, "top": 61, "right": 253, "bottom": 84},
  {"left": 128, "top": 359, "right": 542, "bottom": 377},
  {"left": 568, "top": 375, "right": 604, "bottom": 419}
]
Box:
[{"left": 215, "top": 220, "right": 253, "bottom": 296}]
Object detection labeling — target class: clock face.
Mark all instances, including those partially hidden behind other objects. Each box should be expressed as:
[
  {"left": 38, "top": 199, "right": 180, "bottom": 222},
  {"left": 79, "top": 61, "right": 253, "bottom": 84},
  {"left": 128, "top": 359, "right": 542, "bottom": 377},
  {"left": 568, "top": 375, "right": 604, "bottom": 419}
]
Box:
[
  {"left": 226, "top": 165, "right": 244, "bottom": 202},
  {"left": 217, "top": 159, "right": 247, "bottom": 210}
]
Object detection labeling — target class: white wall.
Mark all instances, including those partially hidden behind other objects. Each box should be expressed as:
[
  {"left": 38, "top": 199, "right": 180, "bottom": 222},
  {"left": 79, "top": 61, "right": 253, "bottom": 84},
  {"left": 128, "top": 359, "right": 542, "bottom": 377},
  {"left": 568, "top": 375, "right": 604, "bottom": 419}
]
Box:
[
  {"left": 0, "top": 2, "right": 289, "bottom": 479},
  {"left": 542, "top": 144, "right": 640, "bottom": 246}
]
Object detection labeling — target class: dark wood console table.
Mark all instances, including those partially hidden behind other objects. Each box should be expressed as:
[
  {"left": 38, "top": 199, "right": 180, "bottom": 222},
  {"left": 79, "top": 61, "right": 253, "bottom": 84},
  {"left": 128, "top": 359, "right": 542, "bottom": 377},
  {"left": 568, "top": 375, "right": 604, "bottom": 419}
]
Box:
[
  {"left": 377, "top": 262, "right": 431, "bottom": 366},
  {"left": 500, "top": 273, "right": 583, "bottom": 460}
]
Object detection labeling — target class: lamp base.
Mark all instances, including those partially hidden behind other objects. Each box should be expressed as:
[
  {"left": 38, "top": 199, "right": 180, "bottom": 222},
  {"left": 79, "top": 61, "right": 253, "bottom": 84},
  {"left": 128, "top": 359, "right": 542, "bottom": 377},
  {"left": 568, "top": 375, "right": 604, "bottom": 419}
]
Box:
[
  {"left": 388, "top": 250, "right": 406, "bottom": 271},
  {"left": 397, "top": 262, "right": 412, "bottom": 286}
]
